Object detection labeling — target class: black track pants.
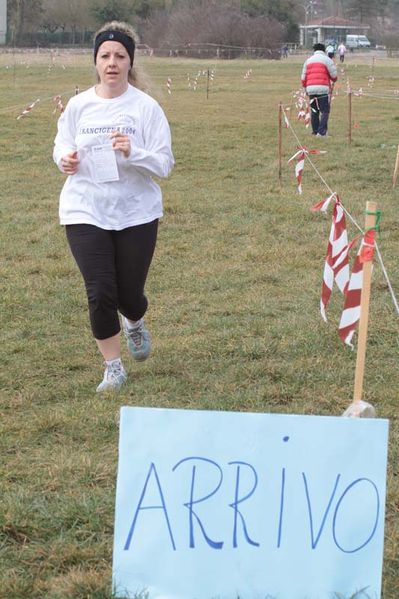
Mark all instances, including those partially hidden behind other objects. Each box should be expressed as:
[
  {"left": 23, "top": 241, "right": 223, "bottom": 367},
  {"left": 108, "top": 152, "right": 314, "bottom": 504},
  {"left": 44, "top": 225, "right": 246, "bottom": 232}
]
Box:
[{"left": 66, "top": 220, "right": 158, "bottom": 340}]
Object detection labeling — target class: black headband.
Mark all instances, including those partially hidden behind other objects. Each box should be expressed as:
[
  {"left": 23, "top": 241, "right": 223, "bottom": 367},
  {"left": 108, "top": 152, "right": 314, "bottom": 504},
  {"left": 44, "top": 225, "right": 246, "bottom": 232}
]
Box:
[{"left": 94, "top": 30, "right": 135, "bottom": 67}]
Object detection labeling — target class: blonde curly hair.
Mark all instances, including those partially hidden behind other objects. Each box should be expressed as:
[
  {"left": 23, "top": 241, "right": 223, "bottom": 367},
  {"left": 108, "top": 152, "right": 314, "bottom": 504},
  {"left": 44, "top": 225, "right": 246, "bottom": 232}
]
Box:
[{"left": 94, "top": 21, "right": 150, "bottom": 93}]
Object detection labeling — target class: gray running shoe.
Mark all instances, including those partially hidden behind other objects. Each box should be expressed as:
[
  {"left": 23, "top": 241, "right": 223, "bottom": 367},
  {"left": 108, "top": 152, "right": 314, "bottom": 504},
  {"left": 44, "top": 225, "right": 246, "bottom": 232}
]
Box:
[{"left": 123, "top": 317, "right": 151, "bottom": 361}]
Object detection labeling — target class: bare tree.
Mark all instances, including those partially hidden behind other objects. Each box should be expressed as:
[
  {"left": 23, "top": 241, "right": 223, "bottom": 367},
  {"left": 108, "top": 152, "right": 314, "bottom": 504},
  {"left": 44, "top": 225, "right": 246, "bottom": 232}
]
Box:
[
  {"left": 142, "top": 0, "right": 285, "bottom": 55},
  {"left": 41, "top": 0, "right": 96, "bottom": 42},
  {"left": 8, "top": 0, "right": 43, "bottom": 43},
  {"left": 89, "top": 0, "right": 135, "bottom": 23}
]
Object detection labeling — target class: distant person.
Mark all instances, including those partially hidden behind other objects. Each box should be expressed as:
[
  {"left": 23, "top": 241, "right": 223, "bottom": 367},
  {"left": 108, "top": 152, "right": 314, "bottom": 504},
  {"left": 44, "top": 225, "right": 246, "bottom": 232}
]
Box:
[
  {"left": 301, "top": 42, "right": 337, "bottom": 137},
  {"left": 326, "top": 43, "right": 335, "bottom": 59},
  {"left": 281, "top": 44, "right": 289, "bottom": 58},
  {"left": 338, "top": 42, "right": 347, "bottom": 63},
  {"left": 53, "top": 21, "right": 174, "bottom": 392}
]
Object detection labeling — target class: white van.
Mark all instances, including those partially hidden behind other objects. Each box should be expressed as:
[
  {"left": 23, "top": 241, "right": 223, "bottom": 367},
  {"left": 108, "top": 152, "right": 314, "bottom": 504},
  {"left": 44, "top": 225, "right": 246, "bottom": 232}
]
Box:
[{"left": 346, "top": 35, "right": 371, "bottom": 49}]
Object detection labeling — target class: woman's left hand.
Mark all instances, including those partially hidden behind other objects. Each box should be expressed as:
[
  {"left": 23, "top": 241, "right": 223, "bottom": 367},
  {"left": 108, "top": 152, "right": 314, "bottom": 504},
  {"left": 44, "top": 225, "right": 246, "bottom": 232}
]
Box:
[{"left": 111, "top": 131, "right": 131, "bottom": 158}]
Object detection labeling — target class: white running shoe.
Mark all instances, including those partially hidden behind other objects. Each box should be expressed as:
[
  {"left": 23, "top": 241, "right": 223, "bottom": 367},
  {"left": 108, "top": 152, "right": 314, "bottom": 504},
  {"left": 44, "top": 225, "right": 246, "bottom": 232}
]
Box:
[{"left": 96, "top": 359, "right": 127, "bottom": 393}]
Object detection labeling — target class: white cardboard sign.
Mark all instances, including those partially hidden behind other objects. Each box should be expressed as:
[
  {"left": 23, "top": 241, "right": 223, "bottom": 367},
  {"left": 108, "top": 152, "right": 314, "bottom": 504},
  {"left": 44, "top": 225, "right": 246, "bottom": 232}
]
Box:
[{"left": 113, "top": 407, "right": 389, "bottom": 599}]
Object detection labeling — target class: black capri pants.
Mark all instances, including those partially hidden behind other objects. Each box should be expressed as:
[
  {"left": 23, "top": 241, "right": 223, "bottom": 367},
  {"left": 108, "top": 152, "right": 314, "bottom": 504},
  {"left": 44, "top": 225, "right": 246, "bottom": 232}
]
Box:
[{"left": 66, "top": 220, "right": 158, "bottom": 340}]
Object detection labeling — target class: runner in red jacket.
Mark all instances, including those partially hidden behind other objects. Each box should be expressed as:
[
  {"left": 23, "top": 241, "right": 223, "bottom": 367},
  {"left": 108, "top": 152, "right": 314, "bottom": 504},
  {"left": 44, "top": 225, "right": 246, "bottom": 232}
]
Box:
[{"left": 301, "top": 43, "right": 337, "bottom": 136}]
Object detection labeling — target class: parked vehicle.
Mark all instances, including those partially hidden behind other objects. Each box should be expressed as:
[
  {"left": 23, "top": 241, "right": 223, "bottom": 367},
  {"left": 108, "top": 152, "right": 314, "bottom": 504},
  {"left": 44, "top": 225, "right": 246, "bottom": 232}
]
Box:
[{"left": 346, "top": 35, "right": 371, "bottom": 49}]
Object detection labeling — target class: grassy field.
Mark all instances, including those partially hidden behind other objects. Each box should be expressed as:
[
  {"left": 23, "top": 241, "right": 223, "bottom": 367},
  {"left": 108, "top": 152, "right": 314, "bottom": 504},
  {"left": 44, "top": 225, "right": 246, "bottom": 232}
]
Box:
[{"left": 0, "top": 49, "right": 398, "bottom": 598}]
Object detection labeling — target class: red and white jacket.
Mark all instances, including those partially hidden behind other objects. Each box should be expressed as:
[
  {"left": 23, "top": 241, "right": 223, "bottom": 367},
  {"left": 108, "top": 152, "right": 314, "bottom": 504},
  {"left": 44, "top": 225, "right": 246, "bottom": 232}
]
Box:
[{"left": 301, "top": 50, "right": 337, "bottom": 96}]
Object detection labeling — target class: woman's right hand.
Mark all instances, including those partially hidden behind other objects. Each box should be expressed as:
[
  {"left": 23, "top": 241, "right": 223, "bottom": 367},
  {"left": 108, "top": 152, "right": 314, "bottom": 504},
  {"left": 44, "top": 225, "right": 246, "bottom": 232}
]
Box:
[{"left": 61, "top": 151, "right": 79, "bottom": 175}]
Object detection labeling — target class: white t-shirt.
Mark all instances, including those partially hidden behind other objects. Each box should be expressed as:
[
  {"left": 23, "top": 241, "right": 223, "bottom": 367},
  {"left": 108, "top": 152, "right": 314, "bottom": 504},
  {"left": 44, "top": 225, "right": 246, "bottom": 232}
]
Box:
[{"left": 53, "top": 84, "right": 174, "bottom": 230}]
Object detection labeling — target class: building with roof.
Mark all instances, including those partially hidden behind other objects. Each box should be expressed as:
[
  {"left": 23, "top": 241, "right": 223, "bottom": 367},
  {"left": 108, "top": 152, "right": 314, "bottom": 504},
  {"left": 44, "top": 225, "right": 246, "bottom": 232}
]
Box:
[{"left": 300, "top": 16, "right": 370, "bottom": 48}]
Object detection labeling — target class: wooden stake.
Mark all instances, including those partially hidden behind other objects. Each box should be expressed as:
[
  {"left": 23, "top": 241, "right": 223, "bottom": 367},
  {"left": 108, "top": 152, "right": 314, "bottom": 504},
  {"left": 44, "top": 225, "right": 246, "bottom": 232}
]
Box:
[
  {"left": 352, "top": 201, "right": 377, "bottom": 403},
  {"left": 278, "top": 102, "right": 283, "bottom": 187},
  {"left": 348, "top": 91, "right": 352, "bottom": 145},
  {"left": 393, "top": 145, "right": 399, "bottom": 188},
  {"left": 329, "top": 82, "right": 335, "bottom": 115},
  {"left": 206, "top": 69, "right": 210, "bottom": 100}
]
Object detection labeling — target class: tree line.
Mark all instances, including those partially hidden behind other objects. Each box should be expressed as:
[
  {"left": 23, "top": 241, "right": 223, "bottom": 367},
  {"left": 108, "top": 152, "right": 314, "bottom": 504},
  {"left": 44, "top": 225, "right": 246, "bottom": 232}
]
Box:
[{"left": 6, "top": 0, "right": 399, "bottom": 50}]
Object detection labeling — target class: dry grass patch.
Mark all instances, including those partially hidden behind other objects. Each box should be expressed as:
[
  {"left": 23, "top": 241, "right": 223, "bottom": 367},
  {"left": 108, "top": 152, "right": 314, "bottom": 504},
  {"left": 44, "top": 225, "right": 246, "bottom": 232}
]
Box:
[{"left": 0, "top": 51, "right": 398, "bottom": 598}]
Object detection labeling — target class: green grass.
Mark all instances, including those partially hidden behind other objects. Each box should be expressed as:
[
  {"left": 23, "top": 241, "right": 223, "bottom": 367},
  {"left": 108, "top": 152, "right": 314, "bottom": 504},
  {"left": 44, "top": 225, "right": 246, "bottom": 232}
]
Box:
[{"left": 0, "top": 50, "right": 398, "bottom": 598}]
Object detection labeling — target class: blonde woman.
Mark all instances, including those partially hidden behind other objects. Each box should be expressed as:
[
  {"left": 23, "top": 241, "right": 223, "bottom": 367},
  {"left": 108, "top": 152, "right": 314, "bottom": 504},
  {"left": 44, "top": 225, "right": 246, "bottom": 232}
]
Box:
[{"left": 54, "top": 22, "right": 174, "bottom": 392}]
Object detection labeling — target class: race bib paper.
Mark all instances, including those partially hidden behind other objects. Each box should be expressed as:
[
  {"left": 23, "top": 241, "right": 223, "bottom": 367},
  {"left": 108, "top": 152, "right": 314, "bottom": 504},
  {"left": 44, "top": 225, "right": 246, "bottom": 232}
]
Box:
[{"left": 92, "top": 143, "right": 119, "bottom": 183}]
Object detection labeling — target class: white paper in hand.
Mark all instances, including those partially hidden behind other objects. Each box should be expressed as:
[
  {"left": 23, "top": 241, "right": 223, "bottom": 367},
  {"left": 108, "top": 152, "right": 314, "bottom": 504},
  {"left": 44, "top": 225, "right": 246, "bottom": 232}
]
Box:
[{"left": 92, "top": 143, "right": 119, "bottom": 183}]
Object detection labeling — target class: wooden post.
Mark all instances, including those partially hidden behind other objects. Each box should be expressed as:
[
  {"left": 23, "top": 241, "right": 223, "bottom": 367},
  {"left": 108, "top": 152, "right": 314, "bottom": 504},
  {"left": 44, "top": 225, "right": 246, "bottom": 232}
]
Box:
[
  {"left": 278, "top": 102, "right": 283, "bottom": 186},
  {"left": 348, "top": 90, "right": 352, "bottom": 145},
  {"left": 393, "top": 145, "right": 399, "bottom": 188},
  {"left": 352, "top": 201, "right": 377, "bottom": 403},
  {"left": 206, "top": 68, "right": 210, "bottom": 100},
  {"left": 329, "top": 82, "right": 335, "bottom": 114}
]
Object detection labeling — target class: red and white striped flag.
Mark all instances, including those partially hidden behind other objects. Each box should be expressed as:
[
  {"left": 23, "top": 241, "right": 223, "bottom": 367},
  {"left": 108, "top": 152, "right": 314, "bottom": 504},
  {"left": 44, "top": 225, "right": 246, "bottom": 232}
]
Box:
[
  {"left": 53, "top": 94, "right": 64, "bottom": 114},
  {"left": 288, "top": 148, "right": 306, "bottom": 193},
  {"left": 17, "top": 98, "right": 40, "bottom": 120},
  {"left": 338, "top": 229, "right": 376, "bottom": 347},
  {"left": 331, "top": 235, "right": 360, "bottom": 270},
  {"left": 293, "top": 90, "right": 311, "bottom": 128},
  {"left": 312, "top": 194, "right": 350, "bottom": 321},
  {"left": 166, "top": 77, "right": 172, "bottom": 94},
  {"left": 298, "top": 106, "right": 310, "bottom": 127},
  {"left": 309, "top": 96, "right": 320, "bottom": 114},
  {"left": 298, "top": 103, "right": 311, "bottom": 127},
  {"left": 311, "top": 192, "right": 336, "bottom": 215},
  {"left": 304, "top": 106, "right": 311, "bottom": 127},
  {"left": 288, "top": 146, "right": 326, "bottom": 194}
]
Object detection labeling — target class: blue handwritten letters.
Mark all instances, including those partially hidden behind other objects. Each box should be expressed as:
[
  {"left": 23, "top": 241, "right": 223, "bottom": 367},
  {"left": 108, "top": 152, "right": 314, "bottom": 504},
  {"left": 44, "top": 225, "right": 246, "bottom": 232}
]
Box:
[{"left": 112, "top": 407, "right": 389, "bottom": 599}]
